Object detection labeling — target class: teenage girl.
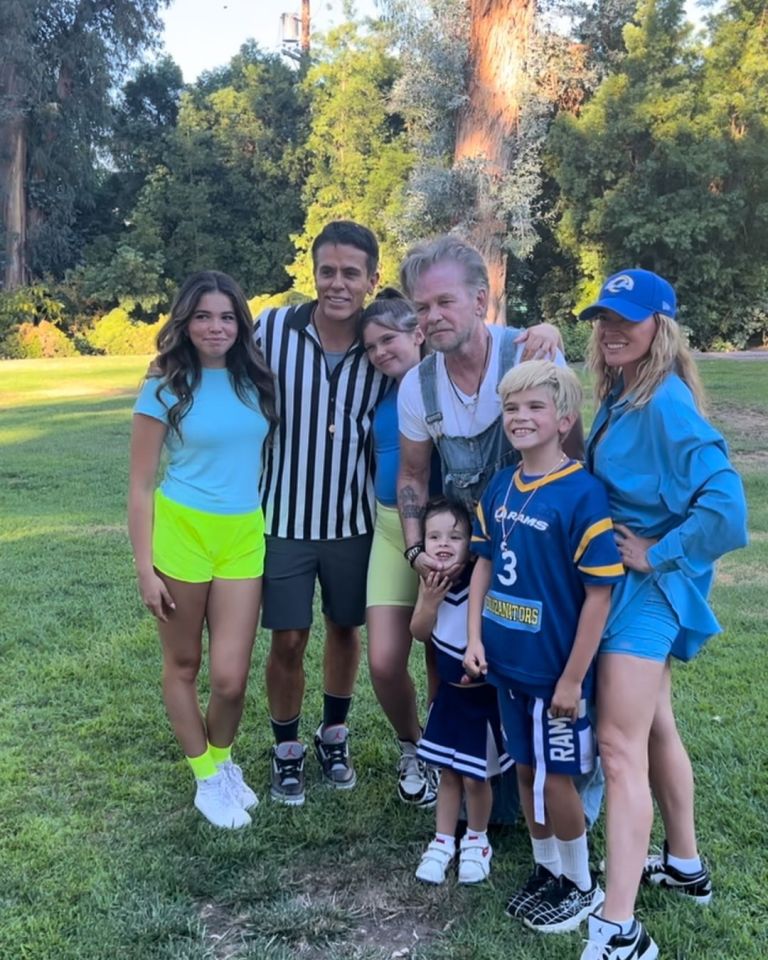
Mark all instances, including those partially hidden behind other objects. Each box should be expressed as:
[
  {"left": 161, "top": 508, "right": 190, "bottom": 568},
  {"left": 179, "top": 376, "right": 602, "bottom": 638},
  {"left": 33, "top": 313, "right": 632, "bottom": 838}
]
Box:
[
  {"left": 128, "top": 270, "right": 277, "bottom": 829},
  {"left": 359, "top": 292, "right": 441, "bottom": 806}
]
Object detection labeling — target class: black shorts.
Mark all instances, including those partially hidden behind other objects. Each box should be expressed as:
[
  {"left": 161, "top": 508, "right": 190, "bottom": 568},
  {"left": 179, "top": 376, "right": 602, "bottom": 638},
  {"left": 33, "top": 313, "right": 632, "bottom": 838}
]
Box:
[{"left": 261, "top": 534, "right": 373, "bottom": 631}]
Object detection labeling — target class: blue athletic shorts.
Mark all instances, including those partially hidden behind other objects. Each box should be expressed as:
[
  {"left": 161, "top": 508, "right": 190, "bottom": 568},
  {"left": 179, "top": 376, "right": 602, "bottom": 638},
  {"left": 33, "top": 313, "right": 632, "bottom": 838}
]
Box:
[
  {"left": 600, "top": 582, "right": 680, "bottom": 662},
  {"left": 498, "top": 687, "right": 596, "bottom": 824},
  {"left": 498, "top": 689, "right": 596, "bottom": 776}
]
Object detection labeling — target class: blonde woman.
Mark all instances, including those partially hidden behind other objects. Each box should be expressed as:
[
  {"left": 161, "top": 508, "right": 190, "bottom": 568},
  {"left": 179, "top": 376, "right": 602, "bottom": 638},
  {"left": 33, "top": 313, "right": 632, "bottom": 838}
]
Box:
[{"left": 577, "top": 270, "right": 748, "bottom": 960}]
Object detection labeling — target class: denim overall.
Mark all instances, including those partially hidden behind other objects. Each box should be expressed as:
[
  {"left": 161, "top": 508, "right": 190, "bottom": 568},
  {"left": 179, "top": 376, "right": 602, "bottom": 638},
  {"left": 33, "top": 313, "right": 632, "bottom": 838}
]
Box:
[
  {"left": 418, "top": 327, "right": 522, "bottom": 511},
  {"left": 418, "top": 328, "right": 605, "bottom": 825}
]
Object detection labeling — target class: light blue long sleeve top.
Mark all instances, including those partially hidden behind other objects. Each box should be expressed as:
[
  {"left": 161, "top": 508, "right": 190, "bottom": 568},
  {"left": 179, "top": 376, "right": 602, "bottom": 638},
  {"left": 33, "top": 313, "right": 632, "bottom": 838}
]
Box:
[{"left": 586, "top": 372, "right": 748, "bottom": 661}]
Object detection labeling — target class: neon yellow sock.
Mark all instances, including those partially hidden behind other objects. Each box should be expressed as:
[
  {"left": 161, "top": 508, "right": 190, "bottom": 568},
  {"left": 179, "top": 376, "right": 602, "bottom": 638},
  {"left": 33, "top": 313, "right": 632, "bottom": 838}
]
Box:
[
  {"left": 187, "top": 749, "right": 217, "bottom": 780},
  {"left": 208, "top": 742, "right": 232, "bottom": 766}
]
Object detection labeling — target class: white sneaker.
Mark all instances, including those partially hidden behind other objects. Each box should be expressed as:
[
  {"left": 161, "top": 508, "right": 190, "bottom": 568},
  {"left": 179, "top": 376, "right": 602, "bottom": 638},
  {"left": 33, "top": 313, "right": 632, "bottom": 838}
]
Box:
[
  {"left": 458, "top": 833, "right": 492, "bottom": 884},
  {"left": 218, "top": 759, "right": 259, "bottom": 810},
  {"left": 415, "top": 839, "right": 455, "bottom": 884},
  {"left": 397, "top": 741, "right": 438, "bottom": 807},
  {"left": 194, "top": 771, "right": 252, "bottom": 829}
]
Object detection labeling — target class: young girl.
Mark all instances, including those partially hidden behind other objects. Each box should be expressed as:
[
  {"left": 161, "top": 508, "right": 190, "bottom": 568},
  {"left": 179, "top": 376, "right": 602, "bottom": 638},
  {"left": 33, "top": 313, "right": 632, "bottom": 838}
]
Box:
[
  {"left": 360, "top": 293, "right": 441, "bottom": 807},
  {"left": 411, "top": 497, "right": 513, "bottom": 884},
  {"left": 128, "top": 270, "right": 277, "bottom": 829}
]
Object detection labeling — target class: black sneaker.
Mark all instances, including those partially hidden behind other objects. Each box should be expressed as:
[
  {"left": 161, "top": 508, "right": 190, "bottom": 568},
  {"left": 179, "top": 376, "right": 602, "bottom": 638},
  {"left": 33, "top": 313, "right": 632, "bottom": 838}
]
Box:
[
  {"left": 314, "top": 723, "right": 357, "bottom": 789},
  {"left": 505, "top": 864, "right": 559, "bottom": 918},
  {"left": 642, "top": 840, "right": 712, "bottom": 904},
  {"left": 580, "top": 915, "right": 658, "bottom": 960},
  {"left": 269, "top": 741, "right": 306, "bottom": 806},
  {"left": 523, "top": 874, "right": 604, "bottom": 933}
]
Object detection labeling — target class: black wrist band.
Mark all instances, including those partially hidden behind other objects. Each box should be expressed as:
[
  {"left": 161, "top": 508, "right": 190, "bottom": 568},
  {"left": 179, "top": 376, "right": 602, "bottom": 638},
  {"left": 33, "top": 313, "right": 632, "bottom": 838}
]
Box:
[{"left": 403, "top": 543, "right": 424, "bottom": 567}]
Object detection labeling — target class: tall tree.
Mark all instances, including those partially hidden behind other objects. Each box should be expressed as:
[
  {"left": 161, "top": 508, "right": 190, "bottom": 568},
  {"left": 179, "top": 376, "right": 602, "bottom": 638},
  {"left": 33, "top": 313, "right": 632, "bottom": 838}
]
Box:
[
  {"left": 383, "top": 0, "right": 564, "bottom": 322},
  {"left": 548, "top": 0, "right": 768, "bottom": 346},
  {"left": 453, "top": 0, "right": 536, "bottom": 320},
  {"left": 287, "top": 20, "right": 415, "bottom": 293},
  {"left": 0, "top": 0, "right": 167, "bottom": 289},
  {"left": 84, "top": 42, "right": 308, "bottom": 303}
]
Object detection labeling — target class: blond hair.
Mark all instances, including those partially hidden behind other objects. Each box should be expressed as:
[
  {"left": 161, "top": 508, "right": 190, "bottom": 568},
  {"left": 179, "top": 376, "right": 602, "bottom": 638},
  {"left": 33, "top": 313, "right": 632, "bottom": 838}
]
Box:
[
  {"left": 588, "top": 313, "right": 707, "bottom": 412},
  {"left": 498, "top": 359, "right": 583, "bottom": 419}
]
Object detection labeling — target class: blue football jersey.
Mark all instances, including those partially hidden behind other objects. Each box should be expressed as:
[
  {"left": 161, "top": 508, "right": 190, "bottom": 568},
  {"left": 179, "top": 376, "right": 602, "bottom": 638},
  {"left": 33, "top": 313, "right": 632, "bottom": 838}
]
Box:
[{"left": 471, "top": 460, "right": 623, "bottom": 699}]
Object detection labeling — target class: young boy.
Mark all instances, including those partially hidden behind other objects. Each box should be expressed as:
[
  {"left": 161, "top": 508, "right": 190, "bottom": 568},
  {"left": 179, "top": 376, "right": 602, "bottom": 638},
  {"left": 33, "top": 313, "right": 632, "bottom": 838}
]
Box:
[
  {"left": 464, "top": 360, "right": 624, "bottom": 933},
  {"left": 411, "top": 497, "right": 513, "bottom": 885}
]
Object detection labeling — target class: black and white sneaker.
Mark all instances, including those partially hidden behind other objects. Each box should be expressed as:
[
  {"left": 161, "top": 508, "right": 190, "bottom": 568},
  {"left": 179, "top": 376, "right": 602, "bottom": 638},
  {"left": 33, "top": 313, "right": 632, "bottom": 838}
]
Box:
[
  {"left": 397, "top": 741, "right": 438, "bottom": 807},
  {"left": 269, "top": 741, "right": 306, "bottom": 806},
  {"left": 314, "top": 724, "right": 357, "bottom": 789},
  {"left": 580, "top": 915, "right": 658, "bottom": 960},
  {"left": 642, "top": 840, "right": 712, "bottom": 905},
  {"left": 523, "top": 874, "right": 604, "bottom": 933},
  {"left": 505, "top": 864, "right": 559, "bottom": 918}
]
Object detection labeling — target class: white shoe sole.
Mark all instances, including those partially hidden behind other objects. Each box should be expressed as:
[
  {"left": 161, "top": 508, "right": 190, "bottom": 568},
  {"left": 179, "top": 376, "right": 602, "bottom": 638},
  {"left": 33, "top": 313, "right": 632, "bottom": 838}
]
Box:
[{"left": 269, "top": 788, "right": 305, "bottom": 806}]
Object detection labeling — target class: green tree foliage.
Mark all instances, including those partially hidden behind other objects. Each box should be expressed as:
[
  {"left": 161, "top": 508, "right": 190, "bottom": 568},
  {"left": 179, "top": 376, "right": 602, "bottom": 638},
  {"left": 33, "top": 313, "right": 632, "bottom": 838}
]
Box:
[
  {"left": 81, "top": 56, "right": 184, "bottom": 252},
  {"left": 95, "top": 42, "right": 308, "bottom": 301},
  {"left": 85, "top": 307, "right": 162, "bottom": 355},
  {"left": 548, "top": 0, "right": 768, "bottom": 346},
  {"left": 287, "top": 21, "right": 416, "bottom": 293},
  {"left": 0, "top": 0, "right": 168, "bottom": 286}
]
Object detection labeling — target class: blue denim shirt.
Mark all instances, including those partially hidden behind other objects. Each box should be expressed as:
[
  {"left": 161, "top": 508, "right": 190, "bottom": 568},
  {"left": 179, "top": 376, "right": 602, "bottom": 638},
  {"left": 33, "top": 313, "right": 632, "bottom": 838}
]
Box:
[{"left": 587, "top": 373, "right": 748, "bottom": 660}]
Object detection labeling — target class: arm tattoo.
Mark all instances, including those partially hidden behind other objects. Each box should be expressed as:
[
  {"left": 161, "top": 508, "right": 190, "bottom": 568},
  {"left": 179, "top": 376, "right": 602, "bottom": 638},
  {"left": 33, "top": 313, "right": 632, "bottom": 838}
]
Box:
[{"left": 398, "top": 484, "right": 425, "bottom": 520}]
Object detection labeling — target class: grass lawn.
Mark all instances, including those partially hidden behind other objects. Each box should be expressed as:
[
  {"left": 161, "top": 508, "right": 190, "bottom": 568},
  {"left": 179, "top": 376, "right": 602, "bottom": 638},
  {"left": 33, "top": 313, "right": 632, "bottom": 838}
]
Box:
[{"left": 1, "top": 356, "right": 766, "bottom": 960}]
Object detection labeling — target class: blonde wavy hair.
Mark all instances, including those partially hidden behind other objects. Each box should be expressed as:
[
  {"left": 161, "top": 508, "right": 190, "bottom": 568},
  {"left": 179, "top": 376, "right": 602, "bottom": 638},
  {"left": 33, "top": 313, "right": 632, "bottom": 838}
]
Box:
[
  {"left": 498, "top": 359, "right": 583, "bottom": 419},
  {"left": 588, "top": 313, "right": 706, "bottom": 412}
]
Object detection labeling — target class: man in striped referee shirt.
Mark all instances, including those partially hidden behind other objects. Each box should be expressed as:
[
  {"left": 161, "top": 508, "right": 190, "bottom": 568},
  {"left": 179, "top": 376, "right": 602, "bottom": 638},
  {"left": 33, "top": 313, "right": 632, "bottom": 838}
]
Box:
[{"left": 254, "top": 221, "right": 389, "bottom": 805}]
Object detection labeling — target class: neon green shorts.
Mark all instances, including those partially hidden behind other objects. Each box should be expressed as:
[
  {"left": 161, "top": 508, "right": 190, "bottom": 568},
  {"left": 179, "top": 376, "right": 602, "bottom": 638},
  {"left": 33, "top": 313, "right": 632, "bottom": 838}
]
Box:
[
  {"left": 366, "top": 503, "right": 419, "bottom": 608},
  {"left": 153, "top": 489, "right": 265, "bottom": 582}
]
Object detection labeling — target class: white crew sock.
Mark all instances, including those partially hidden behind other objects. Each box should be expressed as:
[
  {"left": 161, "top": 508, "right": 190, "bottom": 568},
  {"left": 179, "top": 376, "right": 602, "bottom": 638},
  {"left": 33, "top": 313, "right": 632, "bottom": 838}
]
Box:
[
  {"left": 531, "top": 834, "right": 561, "bottom": 876},
  {"left": 557, "top": 832, "right": 592, "bottom": 890}
]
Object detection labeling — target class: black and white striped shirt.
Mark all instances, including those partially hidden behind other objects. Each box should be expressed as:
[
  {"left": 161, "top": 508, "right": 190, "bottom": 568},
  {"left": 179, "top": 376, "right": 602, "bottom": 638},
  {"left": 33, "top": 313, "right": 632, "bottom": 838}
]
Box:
[{"left": 255, "top": 301, "right": 390, "bottom": 540}]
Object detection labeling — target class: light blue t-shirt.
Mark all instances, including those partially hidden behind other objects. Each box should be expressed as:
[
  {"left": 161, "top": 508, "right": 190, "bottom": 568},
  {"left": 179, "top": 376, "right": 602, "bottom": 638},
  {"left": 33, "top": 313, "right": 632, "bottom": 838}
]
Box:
[{"left": 133, "top": 368, "right": 269, "bottom": 515}]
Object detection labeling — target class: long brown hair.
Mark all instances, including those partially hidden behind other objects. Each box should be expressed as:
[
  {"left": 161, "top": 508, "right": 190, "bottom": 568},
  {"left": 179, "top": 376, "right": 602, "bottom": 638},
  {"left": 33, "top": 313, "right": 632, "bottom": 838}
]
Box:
[
  {"left": 150, "top": 271, "right": 277, "bottom": 438},
  {"left": 588, "top": 312, "right": 707, "bottom": 412}
]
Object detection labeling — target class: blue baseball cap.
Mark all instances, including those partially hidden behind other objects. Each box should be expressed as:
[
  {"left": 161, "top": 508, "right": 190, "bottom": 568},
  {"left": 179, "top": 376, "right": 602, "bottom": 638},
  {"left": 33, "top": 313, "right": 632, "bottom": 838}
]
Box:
[{"left": 579, "top": 269, "right": 676, "bottom": 323}]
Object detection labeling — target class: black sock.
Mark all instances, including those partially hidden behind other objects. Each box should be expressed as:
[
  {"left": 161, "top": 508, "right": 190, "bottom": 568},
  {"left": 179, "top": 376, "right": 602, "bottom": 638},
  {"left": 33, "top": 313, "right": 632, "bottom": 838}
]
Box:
[
  {"left": 323, "top": 693, "right": 352, "bottom": 728},
  {"left": 271, "top": 714, "right": 300, "bottom": 744}
]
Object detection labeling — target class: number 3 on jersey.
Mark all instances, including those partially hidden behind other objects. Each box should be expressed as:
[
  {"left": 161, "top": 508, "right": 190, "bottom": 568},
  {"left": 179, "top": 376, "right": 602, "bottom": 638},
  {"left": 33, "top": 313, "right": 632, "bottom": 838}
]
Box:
[{"left": 498, "top": 548, "right": 518, "bottom": 586}]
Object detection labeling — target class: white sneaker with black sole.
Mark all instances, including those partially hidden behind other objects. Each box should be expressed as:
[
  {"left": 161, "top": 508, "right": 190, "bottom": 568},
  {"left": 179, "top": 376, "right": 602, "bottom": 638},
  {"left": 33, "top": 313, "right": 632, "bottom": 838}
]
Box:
[
  {"left": 523, "top": 874, "right": 604, "bottom": 933},
  {"left": 580, "top": 915, "right": 658, "bottom": 960},
  {"left": 397, "top": 741, "right": 438, "bottom": 807},
  {"left": 642, "top": 840, "right": 712, "bottom": 904},
  {"left": 194, "top": 771, "right": 252, "bottom": 829},
  {"left": 218, "top": 759, "right": 259, "bottom": 810}
]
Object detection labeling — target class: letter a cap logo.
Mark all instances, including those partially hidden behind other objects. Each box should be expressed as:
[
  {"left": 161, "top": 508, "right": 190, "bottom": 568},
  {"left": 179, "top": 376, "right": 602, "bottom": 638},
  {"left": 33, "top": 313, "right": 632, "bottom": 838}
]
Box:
[{"left": 578, "top": 268, "right": 677, "bottom": 323}]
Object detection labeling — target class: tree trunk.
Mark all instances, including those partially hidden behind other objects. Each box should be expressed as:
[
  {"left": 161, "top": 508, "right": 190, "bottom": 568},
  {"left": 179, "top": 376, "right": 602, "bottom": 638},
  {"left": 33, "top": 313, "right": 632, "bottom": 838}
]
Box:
[
  {"left": 1, "top": 62, "right": 28, "bottom": 290},
  {"left": 454, "top": 0, "right": 536, "bottom": 324},
  {"left": 301, "top": 0, "right": 310, "bottom": 53}
]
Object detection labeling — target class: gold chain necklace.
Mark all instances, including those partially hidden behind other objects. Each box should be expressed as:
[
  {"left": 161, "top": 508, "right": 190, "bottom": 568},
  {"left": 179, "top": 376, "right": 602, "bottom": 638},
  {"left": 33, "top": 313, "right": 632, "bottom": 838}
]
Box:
[{"left": 499, "top": 454, "right": 568, "bottom": 552}]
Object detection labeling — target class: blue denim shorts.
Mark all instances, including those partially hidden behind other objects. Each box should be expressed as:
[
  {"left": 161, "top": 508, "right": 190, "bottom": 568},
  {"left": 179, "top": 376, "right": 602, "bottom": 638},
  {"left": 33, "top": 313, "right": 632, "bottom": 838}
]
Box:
[{"left": 601, "top": 582, "right": 680, "bottom": 662}]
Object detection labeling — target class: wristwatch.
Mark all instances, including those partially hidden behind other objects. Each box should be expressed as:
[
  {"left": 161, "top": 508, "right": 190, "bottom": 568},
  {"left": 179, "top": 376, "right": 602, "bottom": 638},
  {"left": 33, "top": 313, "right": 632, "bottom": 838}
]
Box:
[{"left": 403, "top": 543, "right": 424, "bottom": 567}]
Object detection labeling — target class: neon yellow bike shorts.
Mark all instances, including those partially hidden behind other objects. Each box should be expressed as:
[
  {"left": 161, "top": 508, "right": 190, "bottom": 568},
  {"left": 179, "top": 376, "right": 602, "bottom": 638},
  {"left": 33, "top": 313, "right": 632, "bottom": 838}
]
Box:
[{"left": 153, "top": 489, "right": 265, "bottom": 582}]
